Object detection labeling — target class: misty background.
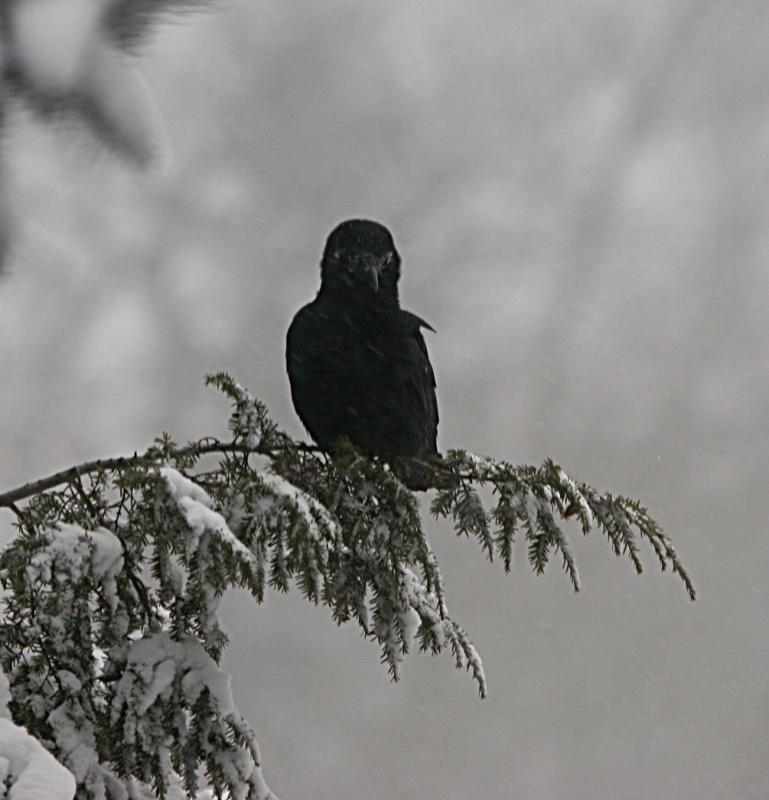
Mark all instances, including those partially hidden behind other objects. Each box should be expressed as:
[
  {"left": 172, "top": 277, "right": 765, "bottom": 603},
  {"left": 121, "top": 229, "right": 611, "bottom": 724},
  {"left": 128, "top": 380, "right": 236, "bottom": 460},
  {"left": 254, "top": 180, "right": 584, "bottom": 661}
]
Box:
[{"left": 1, "top": 1, "right": 767, "bottom": 797}]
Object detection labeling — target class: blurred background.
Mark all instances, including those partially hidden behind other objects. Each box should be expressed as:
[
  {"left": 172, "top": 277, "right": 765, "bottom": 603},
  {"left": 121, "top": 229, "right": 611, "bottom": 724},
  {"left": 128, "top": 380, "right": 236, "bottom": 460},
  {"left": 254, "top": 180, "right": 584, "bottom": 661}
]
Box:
[{"left": 1, "top": 1, "right": 768, "bottom": 797}]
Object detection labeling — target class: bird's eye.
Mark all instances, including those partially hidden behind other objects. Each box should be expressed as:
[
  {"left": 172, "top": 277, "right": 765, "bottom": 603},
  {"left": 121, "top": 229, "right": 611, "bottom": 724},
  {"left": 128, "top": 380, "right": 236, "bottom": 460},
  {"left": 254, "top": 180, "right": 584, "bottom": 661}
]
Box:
[{"left": 384, "top": 252, "right": 394, "bottom": 267}]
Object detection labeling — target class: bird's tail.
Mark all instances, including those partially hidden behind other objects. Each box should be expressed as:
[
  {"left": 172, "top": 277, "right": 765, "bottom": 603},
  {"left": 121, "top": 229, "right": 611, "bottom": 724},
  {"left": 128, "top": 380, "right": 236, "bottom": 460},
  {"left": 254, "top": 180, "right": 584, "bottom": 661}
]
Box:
[{"left": 395, "top": 454, "right": 459, "bottom": 492}]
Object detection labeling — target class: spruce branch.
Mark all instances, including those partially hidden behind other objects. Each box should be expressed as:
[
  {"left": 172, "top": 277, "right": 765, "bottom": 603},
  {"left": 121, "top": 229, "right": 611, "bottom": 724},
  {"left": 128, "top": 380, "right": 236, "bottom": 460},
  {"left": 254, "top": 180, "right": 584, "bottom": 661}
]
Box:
[
  {"left": 0, "top": 373, "right": 695, "bottom": 799},
  {"left": 429, "top": 452, "right": 696, "bottom": 601},
  {"left": 0, "top": 440, "right": 320, "bottom": 510}
]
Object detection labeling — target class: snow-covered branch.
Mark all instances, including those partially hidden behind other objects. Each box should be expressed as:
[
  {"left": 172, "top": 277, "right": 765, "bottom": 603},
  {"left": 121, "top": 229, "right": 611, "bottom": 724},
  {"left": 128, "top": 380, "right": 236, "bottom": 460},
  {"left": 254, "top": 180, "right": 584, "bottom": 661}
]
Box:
[
  {"left": 0, "top": 372, "right": 694, "bottom": 798},
  {"left": 0, "top": 668, "right": 76, "bottom": 800}
]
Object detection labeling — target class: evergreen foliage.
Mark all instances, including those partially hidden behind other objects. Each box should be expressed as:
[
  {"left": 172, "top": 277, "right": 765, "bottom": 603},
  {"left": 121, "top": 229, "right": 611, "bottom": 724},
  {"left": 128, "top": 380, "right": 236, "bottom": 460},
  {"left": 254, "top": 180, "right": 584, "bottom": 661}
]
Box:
[{"left": 0, "top": 374, "right": 695, "bottom": 798}]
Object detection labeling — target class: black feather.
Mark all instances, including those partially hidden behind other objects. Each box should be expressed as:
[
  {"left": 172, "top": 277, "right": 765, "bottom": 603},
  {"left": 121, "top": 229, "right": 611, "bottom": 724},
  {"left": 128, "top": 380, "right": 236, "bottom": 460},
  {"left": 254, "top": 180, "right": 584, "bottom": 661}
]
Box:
[{"left": 286, "top": 220, "right": 439, "bottom": 485}]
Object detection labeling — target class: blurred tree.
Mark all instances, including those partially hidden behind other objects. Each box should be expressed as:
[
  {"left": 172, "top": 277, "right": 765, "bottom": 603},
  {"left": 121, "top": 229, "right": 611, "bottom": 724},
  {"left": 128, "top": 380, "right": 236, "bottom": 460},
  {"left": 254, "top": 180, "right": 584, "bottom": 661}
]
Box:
[
  {"left": 0, "top": 374, "right": 693, "bottom": 799},
  {"left": 0, "top": 0, "right": 213, "bottom": 266}
]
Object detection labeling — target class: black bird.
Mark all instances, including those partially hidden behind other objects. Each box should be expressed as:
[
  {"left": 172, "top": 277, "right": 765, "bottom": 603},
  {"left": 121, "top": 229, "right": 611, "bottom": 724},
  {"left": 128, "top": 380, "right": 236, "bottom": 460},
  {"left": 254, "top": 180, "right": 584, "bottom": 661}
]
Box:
[{"left": 286, "top": 219, "right": 439, "bottom": 486}]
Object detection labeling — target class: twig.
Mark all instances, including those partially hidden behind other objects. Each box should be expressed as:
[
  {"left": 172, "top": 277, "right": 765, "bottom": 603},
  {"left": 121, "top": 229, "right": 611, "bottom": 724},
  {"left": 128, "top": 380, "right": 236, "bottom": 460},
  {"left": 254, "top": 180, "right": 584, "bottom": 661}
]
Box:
[{"left": 0, "top": 440, "right": 321, "bottom": 509}]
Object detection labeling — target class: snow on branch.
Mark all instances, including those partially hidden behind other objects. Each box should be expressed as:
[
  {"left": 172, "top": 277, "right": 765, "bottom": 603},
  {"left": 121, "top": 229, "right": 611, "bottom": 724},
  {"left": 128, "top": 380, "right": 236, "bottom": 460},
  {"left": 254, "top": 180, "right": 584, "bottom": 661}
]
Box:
[
  {"left": 0, "top": 716, "right": 76, "bottom": 800},
  {"left": 111, "top": 632, "right": 274, "bottom": 800},
  {"left": 0, "top": 666, "right": 76, "bottom": 799},
  {"left": 0, "top": 373, "right": 694, "bottom": 798}
]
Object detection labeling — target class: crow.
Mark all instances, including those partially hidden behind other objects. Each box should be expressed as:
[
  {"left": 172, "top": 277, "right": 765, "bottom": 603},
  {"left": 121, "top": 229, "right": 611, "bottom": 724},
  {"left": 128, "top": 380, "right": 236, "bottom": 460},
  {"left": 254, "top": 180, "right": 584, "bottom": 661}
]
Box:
[{"left": 286, "top": 219, "right": 439, "bottom": 488}]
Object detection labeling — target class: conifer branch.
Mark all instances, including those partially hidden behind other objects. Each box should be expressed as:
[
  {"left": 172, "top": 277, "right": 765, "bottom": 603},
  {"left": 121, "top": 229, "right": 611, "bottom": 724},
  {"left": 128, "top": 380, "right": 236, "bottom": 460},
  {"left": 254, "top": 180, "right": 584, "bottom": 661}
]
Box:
[
  {"left": 0, "top": 440, "right": 320, "bottom": 509},
  {"left": 0, "top": 373, "right": 695, "bottom": 799}
]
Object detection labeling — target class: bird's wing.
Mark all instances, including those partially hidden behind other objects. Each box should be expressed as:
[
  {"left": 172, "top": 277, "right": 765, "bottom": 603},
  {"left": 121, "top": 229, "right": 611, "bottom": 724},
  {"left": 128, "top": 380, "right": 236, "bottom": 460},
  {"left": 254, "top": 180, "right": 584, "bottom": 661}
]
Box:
[
  {"left": 287, "top": 299, "right": 439, "bottom": 460},
  {"left": 402, "top": 310, "right": 436, "bottom": 334},
  {"left": 398, "top": 310, "right": 439, "bottom": 456}
]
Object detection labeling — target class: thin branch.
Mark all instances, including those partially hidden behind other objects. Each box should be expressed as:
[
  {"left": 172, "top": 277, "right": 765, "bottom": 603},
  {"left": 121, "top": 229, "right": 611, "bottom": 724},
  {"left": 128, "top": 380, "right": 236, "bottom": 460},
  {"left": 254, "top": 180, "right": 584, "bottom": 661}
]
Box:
[
  {"left": 0, "top": 440, "right": 320, "bottom": 509},
  {"left": 73, "top": 472, "right": 99, "bottom": 523}
]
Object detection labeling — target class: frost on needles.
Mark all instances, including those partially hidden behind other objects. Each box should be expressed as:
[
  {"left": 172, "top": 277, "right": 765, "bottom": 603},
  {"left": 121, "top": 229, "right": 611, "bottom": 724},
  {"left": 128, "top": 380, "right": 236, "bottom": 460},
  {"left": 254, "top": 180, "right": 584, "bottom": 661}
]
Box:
[{"left": 0, "top": 373, "right": 695, "bottom": 799}]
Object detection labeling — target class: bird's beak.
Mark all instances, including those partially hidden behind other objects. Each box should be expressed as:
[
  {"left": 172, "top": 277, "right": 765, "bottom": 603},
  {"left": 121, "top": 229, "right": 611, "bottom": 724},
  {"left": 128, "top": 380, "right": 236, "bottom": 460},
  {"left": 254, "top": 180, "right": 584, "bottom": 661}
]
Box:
[
  {"left": 363, "top": 262, "right": 379, "bottom": 292},
  {"left": 351, "top": 253, "right": 383, "bottom": 292}
]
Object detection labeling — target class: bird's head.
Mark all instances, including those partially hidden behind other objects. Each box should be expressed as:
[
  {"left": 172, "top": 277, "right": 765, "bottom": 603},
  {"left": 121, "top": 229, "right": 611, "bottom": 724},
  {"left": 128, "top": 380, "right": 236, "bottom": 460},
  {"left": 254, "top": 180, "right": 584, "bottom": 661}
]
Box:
[{"left": 320, "top": 219, "right": 401, "bottom": 299}]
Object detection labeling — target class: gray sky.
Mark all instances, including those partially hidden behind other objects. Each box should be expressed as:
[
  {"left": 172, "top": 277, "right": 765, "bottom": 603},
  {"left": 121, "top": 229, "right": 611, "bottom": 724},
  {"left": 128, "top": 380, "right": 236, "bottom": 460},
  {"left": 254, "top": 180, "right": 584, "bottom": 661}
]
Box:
[{"left": 1, "top": 1, "right": 768, "bottom": 797}]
